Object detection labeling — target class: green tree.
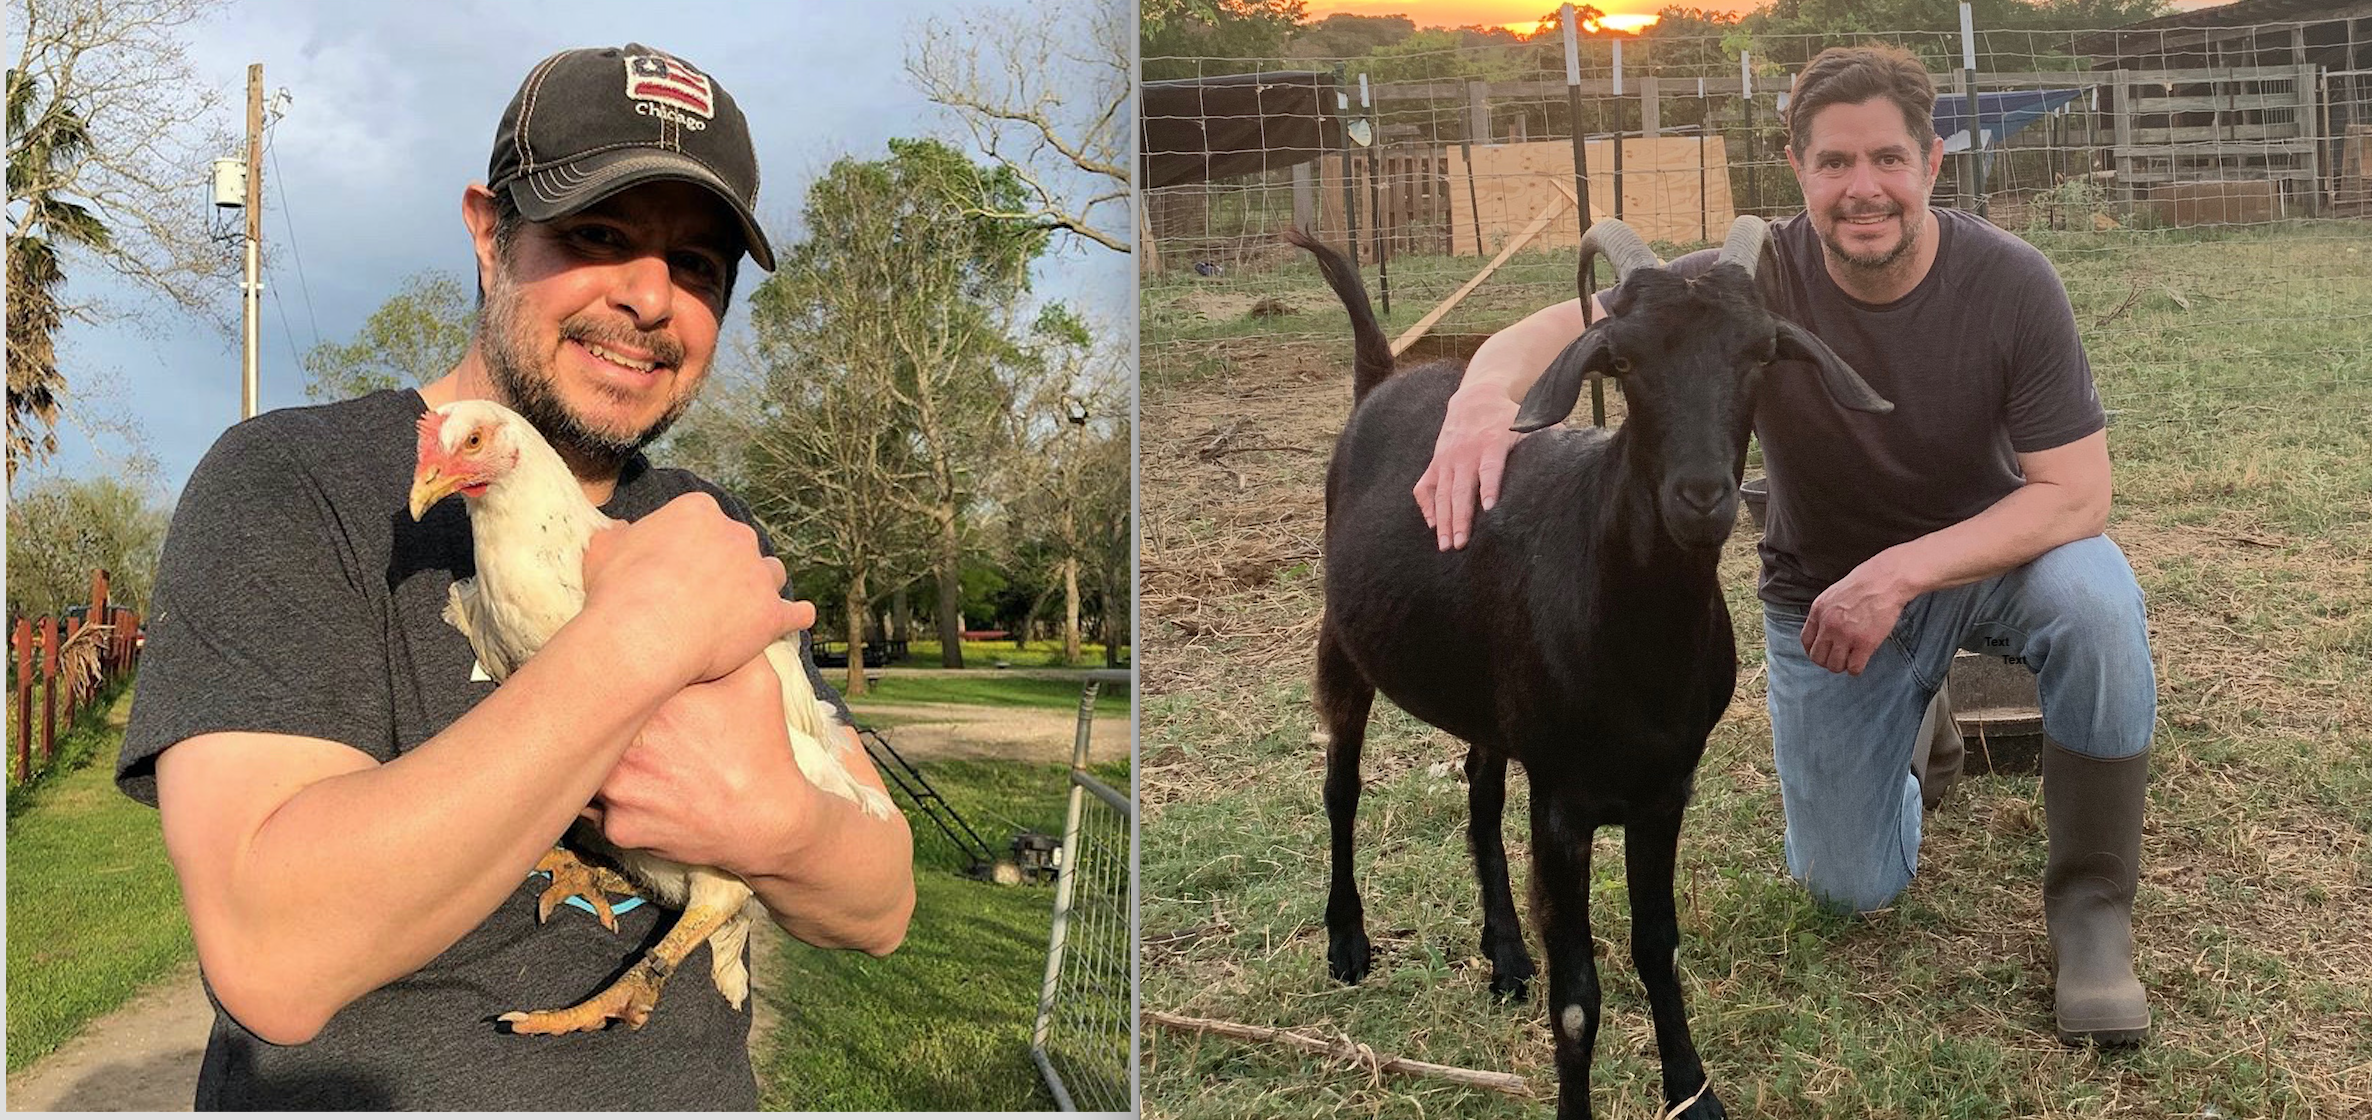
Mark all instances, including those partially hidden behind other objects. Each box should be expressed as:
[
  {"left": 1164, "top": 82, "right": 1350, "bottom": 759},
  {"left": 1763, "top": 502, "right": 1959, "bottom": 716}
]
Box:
[
  {"left": 5, "top": 471, "right": 170, "bottom": 620},
  {"left": 300, "top": 271, "right": 471, "bottom": 402},
  {"left": 6, "top": 0, "right": 237, "bottom": 487},
  {"left": 4, "top": 66, "right": 106, "bottom": 484},
  {"left": 1288, "top": 12, "right": 1415, "bottom": 59},
  {"left": 1142, "top": 0, "right": 1308, "bottom": 80},
  {"left": 720, "top": 138, "right": 1047, "bottom": 674}
]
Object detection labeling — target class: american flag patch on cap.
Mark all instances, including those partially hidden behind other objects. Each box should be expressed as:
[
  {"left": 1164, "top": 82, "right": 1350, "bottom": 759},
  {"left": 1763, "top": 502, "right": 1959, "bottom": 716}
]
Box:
[{"left": 624, "top": 53, "right": 713, "bottom": 119}]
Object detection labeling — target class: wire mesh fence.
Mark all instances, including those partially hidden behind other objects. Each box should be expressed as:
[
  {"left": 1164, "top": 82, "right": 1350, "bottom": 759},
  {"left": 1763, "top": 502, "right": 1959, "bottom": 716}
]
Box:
[
  {"left": 1030, "top": 669, "right": 1135, "bottom": 1113},
  {"left": 1143, "top": 13, "right": 2372, "bottom": 428}
]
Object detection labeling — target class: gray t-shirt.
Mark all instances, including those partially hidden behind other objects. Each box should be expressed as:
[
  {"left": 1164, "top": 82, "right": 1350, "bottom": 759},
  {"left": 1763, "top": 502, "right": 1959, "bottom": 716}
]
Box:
[
  {"left": 1677, "top": 208, "right": 2105, "bottom": 605},
  {"left": 119, "top": 388, "right": 846, "bottom": 1110}
]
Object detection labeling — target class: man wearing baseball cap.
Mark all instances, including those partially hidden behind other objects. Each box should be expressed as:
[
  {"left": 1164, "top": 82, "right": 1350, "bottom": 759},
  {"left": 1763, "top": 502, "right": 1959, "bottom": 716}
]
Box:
[{"left": 119, "top": 44, "right": 913, "bottom": 1109}]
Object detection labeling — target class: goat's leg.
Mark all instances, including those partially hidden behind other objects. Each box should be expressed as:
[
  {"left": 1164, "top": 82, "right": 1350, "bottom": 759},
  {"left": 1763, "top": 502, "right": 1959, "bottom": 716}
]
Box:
[
  {"left": 1316, "top": 626, "right": 1376, "bottom": 985},
  {"left": 1626, "top": 806, "right": 1725, "bottom": 1119},
  {"left": 1531, "top": 797, "right": 1602, "bottom": 1120},
  {"left": 1464, "top": 747, "right": 1534, "bottom": 1000}
]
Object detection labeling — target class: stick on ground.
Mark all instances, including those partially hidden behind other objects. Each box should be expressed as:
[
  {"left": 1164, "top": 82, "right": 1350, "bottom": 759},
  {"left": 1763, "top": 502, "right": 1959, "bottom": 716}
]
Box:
[{"left": 1144, "top": 1010, "right": 1533, "bottom": 1096}]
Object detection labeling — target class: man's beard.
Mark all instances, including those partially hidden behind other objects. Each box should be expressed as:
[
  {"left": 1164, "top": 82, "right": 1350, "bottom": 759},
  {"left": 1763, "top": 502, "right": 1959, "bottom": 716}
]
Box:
[
  {"left": 1821, "top": 203, "right": 1925, "bottom": 275},
  {"left": 478, "top": 274, "right": 693, "bottom": 474}
]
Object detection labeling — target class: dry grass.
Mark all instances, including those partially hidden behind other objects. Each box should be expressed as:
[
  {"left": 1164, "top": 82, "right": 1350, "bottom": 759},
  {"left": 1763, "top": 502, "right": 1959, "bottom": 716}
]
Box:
[{"left": 1138, "top": 220, "right": 2372, "bottom": 1119}]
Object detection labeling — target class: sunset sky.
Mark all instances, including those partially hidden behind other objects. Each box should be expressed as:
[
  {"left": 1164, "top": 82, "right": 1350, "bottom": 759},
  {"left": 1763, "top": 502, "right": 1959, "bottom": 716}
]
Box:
[
  {"left": 1303, "top": 0, "right": 1682, "bottom": 34},
  {"left": 1299, "top": 0, "right": 2224, "bottom": 35}
]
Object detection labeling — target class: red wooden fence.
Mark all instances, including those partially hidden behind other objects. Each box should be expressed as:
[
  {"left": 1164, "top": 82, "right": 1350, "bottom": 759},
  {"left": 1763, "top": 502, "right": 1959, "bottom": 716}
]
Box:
[{"left": 10, "top": 569, "right": 142, "bottom": 784}]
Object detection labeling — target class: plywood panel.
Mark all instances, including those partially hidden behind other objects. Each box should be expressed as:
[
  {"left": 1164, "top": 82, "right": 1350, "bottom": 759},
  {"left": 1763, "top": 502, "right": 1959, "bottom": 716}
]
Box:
[{"left": 1444, "top": 136, "right": 1735, "bottom": 255}]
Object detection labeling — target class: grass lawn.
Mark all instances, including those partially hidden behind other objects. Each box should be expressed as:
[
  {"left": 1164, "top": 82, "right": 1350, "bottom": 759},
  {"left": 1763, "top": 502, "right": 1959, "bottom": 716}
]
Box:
[
  {"left": 5, "top": 684, "right": 195, "bottom": 1074},
  {"left": 899, "top": 639, "right": 1128, "bottom": 669},
  {"left": 848, "top": 673, "right": 1136, "bottom": 714},
  {"left": 755, "top": 758, "right": 1131, "bottom": 1111},
  {"left": 1138, "top": 220, "right": 2372, "bottom": 1117}
]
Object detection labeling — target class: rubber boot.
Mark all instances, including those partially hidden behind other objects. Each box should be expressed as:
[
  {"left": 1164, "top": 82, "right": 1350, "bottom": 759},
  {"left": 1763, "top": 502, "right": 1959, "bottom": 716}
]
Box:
[
  {"left": 2042, "top": 741, "right": 2150, "bottom": 1044},
  {"left": 1912, "top": 681, "right": 1965, "bottom": 812}
]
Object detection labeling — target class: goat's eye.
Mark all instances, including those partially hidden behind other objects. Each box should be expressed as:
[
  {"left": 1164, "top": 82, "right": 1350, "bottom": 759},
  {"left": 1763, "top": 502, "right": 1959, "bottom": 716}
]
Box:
[{"left": 1610, "top": 356, "right": 1633, "bottom": 374}]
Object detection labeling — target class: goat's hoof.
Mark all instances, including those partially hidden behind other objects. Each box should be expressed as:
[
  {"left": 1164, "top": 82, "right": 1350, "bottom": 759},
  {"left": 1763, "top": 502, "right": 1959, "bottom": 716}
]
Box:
[
  {"left": 1669, "top": 1085, "right": 1727, "bottom": 1119},
  {"left": 1486, "top": 951, "right": 1534, "bottom": 1002},
  {"left": 1327, "top": 932, "right": 1371, "bottom": 985}
]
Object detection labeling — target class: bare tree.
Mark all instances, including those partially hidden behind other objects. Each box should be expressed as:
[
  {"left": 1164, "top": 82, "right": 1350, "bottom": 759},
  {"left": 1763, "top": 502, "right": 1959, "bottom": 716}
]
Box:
[
  {"left": 906, "top": 0, "right": 1131, "bottom": 254},
  {"left": 1004, "top": 304, "right": 1129, "bottom": 664},
  {"left": 6, "top": 0, "right": 237, "bottom": 483}
]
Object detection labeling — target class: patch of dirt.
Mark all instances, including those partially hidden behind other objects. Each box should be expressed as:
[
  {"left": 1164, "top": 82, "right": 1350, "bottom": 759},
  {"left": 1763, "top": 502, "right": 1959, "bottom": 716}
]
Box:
[
  {"left": 5, "top": 960, "right": 210, "bottom": 1111},
  {"left": 850, "top": 702, "right": 1129, "bottom": 765}
]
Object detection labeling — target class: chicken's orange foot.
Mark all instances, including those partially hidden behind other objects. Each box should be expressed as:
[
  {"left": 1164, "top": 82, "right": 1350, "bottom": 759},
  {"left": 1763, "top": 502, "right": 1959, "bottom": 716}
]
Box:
[
  {"left": 497, "top": 958, "right": 669, "bottom": 1035},
  {"left": 531, "top": 847, "right": 635, "bottom": 932}
]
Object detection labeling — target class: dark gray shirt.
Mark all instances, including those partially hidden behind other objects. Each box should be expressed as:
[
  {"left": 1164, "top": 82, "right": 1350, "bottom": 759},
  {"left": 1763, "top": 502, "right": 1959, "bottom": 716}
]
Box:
[
  {"left": 119, "top": 388, "right": 844, "bottom": 1110},
  {"left": 1680, "top": 208, "right": 2105, "bottom": 605}
]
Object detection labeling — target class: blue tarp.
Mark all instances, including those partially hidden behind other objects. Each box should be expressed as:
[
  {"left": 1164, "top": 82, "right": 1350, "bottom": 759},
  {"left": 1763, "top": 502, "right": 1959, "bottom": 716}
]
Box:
[{"left": 1932, "top": 88, "right": 2086, "bottom": 152}]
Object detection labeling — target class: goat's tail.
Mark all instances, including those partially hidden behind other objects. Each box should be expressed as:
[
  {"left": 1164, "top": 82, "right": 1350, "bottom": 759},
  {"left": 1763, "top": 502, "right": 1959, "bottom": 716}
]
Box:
[{"left": 1283, "top": 228, "right": 1394, "bottom": 404}]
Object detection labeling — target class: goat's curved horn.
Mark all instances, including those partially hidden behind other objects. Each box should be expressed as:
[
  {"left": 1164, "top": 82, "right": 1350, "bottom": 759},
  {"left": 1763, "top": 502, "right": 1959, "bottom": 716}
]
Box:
[
  {"left": 1716, "top": 215, "right": 1770, "bottom": 276},
  {"left": 1575, "top": 218, "right": 1661, "bottom": 296}
]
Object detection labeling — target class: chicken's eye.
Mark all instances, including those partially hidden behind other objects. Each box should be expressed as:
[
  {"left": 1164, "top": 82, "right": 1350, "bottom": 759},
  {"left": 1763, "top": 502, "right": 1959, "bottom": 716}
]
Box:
[{"left": 463, "top": 432, "right": 483, "bottom": 453}]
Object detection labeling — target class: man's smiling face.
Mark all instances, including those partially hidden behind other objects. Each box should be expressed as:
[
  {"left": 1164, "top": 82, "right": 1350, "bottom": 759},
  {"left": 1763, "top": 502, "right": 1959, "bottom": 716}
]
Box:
[
  {"left": 1788, "top": 96, "right": 1945, "bottom": 277},
  {"left": 471, "top": 179, "right": 738, "bottom": 470}
]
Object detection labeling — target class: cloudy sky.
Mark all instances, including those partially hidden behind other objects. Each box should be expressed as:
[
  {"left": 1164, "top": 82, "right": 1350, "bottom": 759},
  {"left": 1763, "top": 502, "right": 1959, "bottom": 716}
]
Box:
[{"left": 27, "top": 0, "right": 1130, "bottom": 498}]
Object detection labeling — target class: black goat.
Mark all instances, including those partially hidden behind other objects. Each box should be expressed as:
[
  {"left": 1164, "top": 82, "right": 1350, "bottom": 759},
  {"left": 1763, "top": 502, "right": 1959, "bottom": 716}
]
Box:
[{"left": 1297, "top": 216, "right": 1891, "bottom": 1120}]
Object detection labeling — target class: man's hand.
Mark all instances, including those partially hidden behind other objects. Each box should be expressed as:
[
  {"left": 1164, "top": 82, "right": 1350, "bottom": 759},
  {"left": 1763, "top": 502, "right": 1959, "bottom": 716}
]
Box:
[
  {"left": 580, "top": 492, "right": 806, "bottom": 686},
  {"left": 1416, "top": 295, "right": 1599, "bottom": 551},
  {"left": 1415, "top": 386, "right": 1527, "bottom": 551},
  {"left": 1800, "top": 555, "right": 1918, "bottom": 675},
  {"left": 582, "top": 652, "right": 811, "bottom": 874}
]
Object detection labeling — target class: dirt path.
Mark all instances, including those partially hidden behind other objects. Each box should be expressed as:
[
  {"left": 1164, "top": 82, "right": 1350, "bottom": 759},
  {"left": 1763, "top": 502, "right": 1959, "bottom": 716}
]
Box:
[
  {"left": 849, "top": 702, "right": 1131, "bottom": 764},
  {"left": 5, "top": 960, "right": 212, "bottom": 1111},
  {"left": 6, "top": 699, "right": 1129, "bottom": 1109}
]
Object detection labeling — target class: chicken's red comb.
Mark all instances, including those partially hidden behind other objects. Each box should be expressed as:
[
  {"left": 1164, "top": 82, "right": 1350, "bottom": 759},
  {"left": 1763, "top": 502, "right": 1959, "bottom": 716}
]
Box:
[{"left": 415, "top": 409, "right": 445, "bottom": 463}]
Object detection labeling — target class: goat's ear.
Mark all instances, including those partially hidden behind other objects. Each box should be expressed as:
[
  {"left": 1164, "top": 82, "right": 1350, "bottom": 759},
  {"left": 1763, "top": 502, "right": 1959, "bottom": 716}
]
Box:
[
  {"left": 1774, "top": 321, "right": 1894, "bottom": 415},
  {"left": 1512, "top": 329, "right": 1614, "bottom": 433}
]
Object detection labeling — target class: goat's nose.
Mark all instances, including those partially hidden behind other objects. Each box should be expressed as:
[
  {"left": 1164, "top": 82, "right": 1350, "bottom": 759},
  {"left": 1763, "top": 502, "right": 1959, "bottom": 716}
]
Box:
[{"left": 1676, "top": 479, "right": 1730, "bottom": 515}]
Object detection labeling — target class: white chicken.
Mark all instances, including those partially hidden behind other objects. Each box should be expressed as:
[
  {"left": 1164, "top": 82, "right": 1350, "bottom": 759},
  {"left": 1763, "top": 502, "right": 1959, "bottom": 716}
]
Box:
[{"left": 408, "top": 398, "right": 896, "bottom": 1035}]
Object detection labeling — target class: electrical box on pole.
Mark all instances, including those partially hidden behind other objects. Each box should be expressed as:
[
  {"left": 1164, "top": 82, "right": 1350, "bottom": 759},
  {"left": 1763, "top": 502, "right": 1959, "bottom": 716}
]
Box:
[{"left": 211, "top": 159, "right": 246, "bottom": 209}]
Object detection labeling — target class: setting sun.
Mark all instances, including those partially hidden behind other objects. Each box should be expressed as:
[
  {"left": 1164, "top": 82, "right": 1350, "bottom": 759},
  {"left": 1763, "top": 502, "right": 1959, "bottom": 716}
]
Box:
[{"left": 1497, "top": 10, "right": 1662, "bottom": 36}]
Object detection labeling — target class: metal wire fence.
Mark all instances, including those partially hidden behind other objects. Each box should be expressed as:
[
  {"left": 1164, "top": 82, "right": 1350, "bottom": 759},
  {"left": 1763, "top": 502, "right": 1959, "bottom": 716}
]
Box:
[
  {"left": 1030, "top": 668, "right": 1135, "bottom": 1112},
  {"left": 1143, "top": 14, "right": 2372, "bottom": 421}
]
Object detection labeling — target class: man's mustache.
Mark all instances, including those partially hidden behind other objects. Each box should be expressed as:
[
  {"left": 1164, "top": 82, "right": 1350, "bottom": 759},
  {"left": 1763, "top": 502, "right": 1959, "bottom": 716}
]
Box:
[{"left": 560, "top": 315, "right": 686, "bottom": 368}]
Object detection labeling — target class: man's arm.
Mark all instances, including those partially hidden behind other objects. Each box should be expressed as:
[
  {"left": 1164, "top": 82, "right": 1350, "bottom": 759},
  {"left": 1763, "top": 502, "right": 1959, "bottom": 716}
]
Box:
[
  {"left": 1798, "top": 430, "right": 2113, "bottom": 674},
  {"left": 157, "top": 495, "right": 806, "bottom": 1045},
  {"left": 1415, "top": 296, "right": 1599, "bottom": 549}
]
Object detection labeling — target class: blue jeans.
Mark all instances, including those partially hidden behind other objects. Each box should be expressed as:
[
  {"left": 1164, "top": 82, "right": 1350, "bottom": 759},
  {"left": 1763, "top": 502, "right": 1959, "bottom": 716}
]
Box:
[{"left": 1761, "top": 535, "right": 2157, "bottom": 913}]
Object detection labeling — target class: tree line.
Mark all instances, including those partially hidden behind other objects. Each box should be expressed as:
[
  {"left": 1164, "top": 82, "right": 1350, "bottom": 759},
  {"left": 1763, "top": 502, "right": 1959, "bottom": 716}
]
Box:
[{"left": 1143, "top": 0, "right": 2174, "bottom": 83}]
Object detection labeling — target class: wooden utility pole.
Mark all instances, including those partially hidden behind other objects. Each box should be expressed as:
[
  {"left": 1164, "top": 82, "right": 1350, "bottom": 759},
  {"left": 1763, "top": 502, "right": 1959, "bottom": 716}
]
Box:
[{"left": 242, "top": 64, "right": 263, "bottom": 420}]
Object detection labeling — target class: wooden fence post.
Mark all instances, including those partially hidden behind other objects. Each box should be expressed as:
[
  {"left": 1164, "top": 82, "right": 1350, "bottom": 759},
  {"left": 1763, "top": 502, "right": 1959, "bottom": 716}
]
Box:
[
  {"left": 41, "top": 615, "right": 60, "bottom": 767},
  {"left": 13, "top": 618, "right": 30, "bottom": 783},
  {"left": 64, "top": 616, "right": 81, "bottom": 726}
]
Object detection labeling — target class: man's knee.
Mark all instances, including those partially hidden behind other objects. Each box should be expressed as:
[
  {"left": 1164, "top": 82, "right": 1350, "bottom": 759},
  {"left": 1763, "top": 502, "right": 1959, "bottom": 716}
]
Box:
[
  {"left": 1795, "top": 851, "right": 1914, "bottom": 915},
  {"left": 2023, "top": 536, "right": 2149, "bottom": 641}
]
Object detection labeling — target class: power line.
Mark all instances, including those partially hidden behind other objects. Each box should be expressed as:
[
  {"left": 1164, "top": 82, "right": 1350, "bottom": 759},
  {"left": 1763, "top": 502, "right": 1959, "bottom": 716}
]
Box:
[
  {"left": 265, "top": 124, "right": 322, "bottom": 357},
  {"left": 268, "top": 276, "right": 307, "bottom": 384}
]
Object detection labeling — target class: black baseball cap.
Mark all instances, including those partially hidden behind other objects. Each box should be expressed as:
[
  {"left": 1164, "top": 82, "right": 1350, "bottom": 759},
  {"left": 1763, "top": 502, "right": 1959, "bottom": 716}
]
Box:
[{"left": 488, "top": 43, "right": 775, "bottom": 271}]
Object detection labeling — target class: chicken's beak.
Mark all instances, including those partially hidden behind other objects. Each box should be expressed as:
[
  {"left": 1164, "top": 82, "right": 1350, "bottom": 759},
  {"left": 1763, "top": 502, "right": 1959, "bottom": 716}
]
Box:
[{"left": 409, "top": 466, "right": 459, "bottom": 521}]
